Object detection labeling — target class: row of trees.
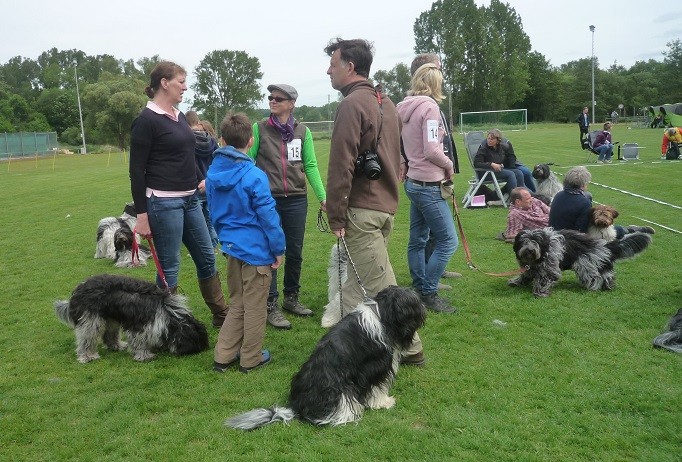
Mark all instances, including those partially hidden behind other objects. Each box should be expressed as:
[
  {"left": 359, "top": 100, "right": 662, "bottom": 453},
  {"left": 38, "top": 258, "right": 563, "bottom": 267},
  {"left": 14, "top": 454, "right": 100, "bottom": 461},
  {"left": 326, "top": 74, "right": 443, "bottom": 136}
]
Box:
[{"left": 1, "top": 0, "right": 680, "bottom": 149}]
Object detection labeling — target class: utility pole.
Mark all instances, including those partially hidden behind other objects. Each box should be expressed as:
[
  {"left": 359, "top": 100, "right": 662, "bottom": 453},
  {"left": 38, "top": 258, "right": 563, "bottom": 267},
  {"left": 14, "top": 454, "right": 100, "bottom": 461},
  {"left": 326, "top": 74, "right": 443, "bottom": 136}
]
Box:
[{"left": 74, "top": 64, "right": 86, "bottom": 154}]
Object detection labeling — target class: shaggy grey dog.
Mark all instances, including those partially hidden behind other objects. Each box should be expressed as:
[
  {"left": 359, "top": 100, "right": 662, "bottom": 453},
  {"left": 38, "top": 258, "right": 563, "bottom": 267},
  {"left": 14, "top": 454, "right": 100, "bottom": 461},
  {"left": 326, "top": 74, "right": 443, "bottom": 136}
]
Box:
[
  {"left": 532, "top": 164, "right": 562, "bottom": 203},
  {"left": 509, "top": 228, "right": 652, "bottom": 297},
  {"left": 55, "top": 274, "right": 209, "bottom": 363}
]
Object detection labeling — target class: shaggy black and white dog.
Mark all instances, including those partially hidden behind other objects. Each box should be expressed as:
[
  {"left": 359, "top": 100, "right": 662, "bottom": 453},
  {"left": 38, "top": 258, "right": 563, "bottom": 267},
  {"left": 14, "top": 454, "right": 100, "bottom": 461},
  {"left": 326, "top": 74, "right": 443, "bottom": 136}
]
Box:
[
  {"left": 509, "top": 228, "right": 652, "bottom": 297},
  {"left": 226, "top": 286, "right": 426, "bottom": 430},
  {"left": 532, "top": 163, "right": 562, "bottom": 203},
  {"left": 94, "top": 202, "right": 150, "bottom": 268},
  {"left": 320, "top": 243, "right": 349, "bottom": 328},
  {"left": 55, "top": 274, "right": 209, "bottom": 363}
]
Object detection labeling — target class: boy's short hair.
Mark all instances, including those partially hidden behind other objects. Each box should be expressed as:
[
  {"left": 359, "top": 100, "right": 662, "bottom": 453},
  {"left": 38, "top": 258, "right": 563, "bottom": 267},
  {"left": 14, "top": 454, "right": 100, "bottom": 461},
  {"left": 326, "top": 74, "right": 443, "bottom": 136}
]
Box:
[{"left": 220, "top": 112, "right": 252, "bottom": 149}]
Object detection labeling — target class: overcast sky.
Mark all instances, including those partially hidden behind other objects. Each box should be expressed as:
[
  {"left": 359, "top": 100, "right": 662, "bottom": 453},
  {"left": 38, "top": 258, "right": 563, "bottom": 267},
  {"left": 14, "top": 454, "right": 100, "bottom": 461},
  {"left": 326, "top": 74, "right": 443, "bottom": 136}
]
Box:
[{"left": 0, "top": 0, "right": 678, "bottom": 110}]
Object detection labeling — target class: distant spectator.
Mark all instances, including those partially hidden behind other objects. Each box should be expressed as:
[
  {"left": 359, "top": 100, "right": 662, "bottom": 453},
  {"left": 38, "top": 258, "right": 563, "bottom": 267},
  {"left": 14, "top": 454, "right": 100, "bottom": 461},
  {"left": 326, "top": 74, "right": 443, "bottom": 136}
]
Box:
[
  {"left": 662, "top": 127, "right": 682, "bottom": 160},
  {"left": 576, "top": 107, "right": 590, "bottom": 143},
  {"left": 593, "top": 121, "right": 614, "bottom": 163}
]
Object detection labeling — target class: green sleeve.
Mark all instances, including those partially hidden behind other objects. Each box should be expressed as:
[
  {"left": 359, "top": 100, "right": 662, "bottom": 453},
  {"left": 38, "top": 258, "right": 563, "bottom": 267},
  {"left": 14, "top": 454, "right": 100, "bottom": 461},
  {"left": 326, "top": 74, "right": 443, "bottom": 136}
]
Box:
[
  {"left": 246, "top": 122, "right": 260, "bottom": 160},
  {"left": 302, "top": 127, "right": 326, "bottom": 202}
]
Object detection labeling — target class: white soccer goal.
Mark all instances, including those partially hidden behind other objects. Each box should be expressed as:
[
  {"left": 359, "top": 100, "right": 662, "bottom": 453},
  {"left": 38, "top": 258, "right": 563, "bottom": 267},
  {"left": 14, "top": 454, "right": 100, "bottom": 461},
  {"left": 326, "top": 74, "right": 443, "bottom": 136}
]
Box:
[{"left": 458, "top": 109, "right": 527, "bottom": 134}]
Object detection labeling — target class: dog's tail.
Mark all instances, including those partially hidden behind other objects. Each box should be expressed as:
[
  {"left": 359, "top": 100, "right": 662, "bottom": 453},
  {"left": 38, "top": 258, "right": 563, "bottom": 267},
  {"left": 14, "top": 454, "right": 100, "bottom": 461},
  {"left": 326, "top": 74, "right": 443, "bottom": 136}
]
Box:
[
  {"left": 225, "top": 406, "right": 295, "bottom": 431},
  {"left": 54, "top": 300, "right": 74, "bottom": 327},
  {"left": 606, "top": 232, "right": 652, "bottom": 261}
]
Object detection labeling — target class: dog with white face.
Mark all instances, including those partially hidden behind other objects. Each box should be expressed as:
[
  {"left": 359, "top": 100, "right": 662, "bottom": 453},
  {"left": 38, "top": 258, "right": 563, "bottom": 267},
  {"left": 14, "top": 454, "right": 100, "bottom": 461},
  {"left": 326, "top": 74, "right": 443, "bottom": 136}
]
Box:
[{"left": 94, "top": 202, "right": 150, "bottom": 267}]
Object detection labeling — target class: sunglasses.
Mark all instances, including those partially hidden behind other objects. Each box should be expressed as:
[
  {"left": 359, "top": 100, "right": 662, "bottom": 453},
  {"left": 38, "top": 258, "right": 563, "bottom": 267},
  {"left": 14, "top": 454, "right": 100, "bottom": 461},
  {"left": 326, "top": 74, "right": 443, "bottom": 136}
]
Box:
[{"left": 268, "top": 95, "right": 290, "bottom": 103}]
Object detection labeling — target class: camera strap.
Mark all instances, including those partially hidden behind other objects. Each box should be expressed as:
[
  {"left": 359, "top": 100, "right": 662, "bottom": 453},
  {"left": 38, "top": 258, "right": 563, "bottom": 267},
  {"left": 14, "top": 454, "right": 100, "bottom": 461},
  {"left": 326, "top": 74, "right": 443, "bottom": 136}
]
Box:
[{"left": 373, "top": 85, "right": 384, "bottom": 153}]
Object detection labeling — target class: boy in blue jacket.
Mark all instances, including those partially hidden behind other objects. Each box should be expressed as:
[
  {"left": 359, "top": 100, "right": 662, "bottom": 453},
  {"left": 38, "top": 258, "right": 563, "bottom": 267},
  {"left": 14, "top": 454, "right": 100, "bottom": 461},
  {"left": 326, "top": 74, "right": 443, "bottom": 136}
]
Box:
[{"left": 206, "top": 112, "right": 285, "bottom": 373}]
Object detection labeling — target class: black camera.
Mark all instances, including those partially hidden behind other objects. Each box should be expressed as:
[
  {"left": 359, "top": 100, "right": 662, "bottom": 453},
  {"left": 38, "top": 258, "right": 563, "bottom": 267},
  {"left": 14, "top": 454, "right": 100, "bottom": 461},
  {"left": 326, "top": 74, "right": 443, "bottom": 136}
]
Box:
[{"left": 355, "top": 150, "right": 382, "bottom": 180}]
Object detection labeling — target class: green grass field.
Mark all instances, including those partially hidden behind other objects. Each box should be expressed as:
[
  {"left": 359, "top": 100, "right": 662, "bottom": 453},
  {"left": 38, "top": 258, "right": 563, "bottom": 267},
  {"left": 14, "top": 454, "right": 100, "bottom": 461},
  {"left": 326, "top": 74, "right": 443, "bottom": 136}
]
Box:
[{"left": 1, "top": 123, "right": 680, "bottom": 461}]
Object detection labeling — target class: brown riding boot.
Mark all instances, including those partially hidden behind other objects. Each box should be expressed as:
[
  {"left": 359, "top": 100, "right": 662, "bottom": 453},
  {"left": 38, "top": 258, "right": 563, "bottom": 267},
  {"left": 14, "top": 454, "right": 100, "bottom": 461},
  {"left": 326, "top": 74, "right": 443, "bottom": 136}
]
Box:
[{"left": 198, "top": 274, "right": 229, "bottom": 327}]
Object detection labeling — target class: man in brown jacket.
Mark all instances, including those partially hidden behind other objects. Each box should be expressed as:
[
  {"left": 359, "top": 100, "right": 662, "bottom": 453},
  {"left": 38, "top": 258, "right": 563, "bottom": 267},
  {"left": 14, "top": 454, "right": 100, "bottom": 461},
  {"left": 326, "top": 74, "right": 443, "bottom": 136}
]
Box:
[{"left": 323, "top": 37, "right": 425, "bottom": 366}]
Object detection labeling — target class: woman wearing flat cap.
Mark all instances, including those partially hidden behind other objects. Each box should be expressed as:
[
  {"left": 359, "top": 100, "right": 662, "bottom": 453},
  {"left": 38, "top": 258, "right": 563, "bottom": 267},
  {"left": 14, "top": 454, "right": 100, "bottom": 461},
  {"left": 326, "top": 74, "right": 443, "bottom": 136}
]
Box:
[{"left": 247, "top": 83, "right": 326, "bottom": 330}]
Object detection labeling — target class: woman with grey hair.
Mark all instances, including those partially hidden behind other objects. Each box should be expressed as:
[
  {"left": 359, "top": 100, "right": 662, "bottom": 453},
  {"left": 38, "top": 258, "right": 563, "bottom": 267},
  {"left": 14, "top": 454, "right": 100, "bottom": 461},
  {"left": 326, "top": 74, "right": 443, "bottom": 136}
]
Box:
[
  {"left": 548, "top": 166, "right": 593, "bottom": 232},
  {"left": 549, "top": 166, "right": 653, "bottom": 237}
]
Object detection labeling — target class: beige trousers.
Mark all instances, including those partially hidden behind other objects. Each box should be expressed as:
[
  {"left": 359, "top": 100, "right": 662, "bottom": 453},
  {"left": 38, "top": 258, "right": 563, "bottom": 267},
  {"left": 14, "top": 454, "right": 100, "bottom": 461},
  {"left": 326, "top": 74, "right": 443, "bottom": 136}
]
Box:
[
  {"left": 340, "top": 207, "right": 423, "bottom": 356},
  {"left": 214, "top": 255, "right": 271, "bottom": 368}
]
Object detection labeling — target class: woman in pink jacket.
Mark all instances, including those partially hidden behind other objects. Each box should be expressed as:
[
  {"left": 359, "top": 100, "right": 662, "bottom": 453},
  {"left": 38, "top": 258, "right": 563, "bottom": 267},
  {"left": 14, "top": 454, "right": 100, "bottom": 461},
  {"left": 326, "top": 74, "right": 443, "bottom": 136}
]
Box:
[{"left": 397, "top": 63, "right": 457, "bottom": 314}]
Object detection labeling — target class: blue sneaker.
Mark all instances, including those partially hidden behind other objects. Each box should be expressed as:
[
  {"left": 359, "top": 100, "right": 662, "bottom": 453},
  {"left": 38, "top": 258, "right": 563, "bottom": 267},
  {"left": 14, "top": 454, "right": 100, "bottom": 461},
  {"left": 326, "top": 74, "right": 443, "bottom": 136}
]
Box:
[{"left": 239, "top": 350, "right": 271, "bottom": 373}]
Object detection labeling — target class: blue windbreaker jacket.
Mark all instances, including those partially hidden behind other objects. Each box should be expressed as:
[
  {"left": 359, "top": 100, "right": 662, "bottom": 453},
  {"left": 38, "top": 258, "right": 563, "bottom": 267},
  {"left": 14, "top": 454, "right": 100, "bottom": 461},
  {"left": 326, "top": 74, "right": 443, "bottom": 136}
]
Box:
[{"left": 206, "top": 145, "right": 285, "bottom": 265}]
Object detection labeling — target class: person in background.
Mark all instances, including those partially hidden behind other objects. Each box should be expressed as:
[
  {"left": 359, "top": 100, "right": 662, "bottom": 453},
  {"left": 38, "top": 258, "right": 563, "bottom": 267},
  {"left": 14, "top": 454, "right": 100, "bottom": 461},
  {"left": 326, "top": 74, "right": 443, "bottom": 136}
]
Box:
[
  {"left": 248, "top": 83, "right": 327, "bottom": 330},
  {"left": 398, "top": 62, "right": 458, "bottom": 314},
  {"left": 593, "top": 121, "right": 614, "bottom": 163},
  {"left": 129, "top": 61, "right": 228, "bottom": 328},
  {"left": 661, "top": 127, "right": 682, "bottom": 160},
  {"left": 576, "top": 107, "right": 590, "bottom": 143},
  {"left": 409, "top": 53, "right": 462, "bottom": 285},
  {"left": 185, "top": 110, "right": 219, "bottom": 248},
  {"left": 323, "top": 37, "right": 426, "bottom": 367},
  {"left": 207, "top": 112, "right": 285, "bottom": 373},
  {"left": 496, "top": 187, "right": 549, "bottom": 243}
]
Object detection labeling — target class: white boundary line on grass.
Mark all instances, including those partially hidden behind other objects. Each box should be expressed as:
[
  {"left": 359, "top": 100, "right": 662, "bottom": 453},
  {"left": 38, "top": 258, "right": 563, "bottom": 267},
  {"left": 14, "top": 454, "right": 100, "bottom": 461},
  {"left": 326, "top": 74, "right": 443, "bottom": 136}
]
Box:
[{"left": 631, "top": 217, "right": 682, "bottom": 234}]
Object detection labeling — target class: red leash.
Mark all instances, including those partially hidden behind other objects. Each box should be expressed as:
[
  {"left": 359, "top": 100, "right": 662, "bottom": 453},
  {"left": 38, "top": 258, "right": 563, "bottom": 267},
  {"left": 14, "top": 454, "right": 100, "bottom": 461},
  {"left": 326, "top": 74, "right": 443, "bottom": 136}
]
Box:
[
  {"left": 132, "top": 229, "right": 169, "bottom": 290},
  {"left": 450, "top": 193, "right": 527, "bottom": 277}
]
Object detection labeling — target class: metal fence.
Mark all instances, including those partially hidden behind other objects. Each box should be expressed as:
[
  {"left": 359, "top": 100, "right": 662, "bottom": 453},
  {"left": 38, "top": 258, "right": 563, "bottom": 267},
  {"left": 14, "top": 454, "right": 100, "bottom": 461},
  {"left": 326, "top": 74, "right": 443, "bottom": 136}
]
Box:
[
  {"left": 303, "top": 121, "right": 334, "bottom": 139},
  {"left": 0, "top": 132, "right": 59, "bottom": 160}
]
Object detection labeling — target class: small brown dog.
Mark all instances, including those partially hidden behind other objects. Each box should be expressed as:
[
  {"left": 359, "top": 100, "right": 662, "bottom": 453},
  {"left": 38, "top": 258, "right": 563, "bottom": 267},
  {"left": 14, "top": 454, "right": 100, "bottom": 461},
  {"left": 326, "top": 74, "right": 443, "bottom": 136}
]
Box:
[{"left": 587, "top": 205, "right": 619, "bottom": 241}]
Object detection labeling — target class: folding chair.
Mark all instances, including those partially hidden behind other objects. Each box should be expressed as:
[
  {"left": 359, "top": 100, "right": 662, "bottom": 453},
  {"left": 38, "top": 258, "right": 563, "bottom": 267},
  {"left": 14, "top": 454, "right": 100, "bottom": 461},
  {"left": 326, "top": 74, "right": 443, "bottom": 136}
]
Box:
[
  {"left": 461, "top": 131, "right": 508, "bottom": 208},
  {"left": 582, "top": 130, "right": 601, "bottom": 162}
]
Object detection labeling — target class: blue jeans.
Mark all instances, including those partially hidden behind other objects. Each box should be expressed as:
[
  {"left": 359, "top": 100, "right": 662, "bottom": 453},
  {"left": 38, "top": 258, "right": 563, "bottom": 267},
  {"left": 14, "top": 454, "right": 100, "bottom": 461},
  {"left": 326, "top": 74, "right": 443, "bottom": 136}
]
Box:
[
  {"left": 596, "top": 144, "right": 613, "bottom": 161},
  {"left": 404, "top": 181, "right": 458, "bottom": 295},
  {"left": 515, "top": 164, "right": 536, "bottom": 192},
  {"left": 493, "top": 168, "right": 525, "bottom": 194},
  {"left": 146, "top": 193, "right": 217, "bottom": 289},
  {"left": 198, "top": 193, "right": 218, "bottom": 248},
  {"left": 269, "top": 195, "right": 307, "bottom": 301}
]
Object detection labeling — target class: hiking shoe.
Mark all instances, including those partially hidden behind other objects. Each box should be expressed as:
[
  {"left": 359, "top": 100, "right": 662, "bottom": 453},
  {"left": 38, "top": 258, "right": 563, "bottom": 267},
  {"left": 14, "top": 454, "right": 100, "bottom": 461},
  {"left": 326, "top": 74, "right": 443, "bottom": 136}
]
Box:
[
  {"left": 213, "top": 354, "right": 240, "bottom": 373},
  {"left": 441, "top": 271, "right": 462, "bottom": 279},
  {"left": 282, "top": 294, "right": 313, "bottom": 317},
  {"left": 420, "top": 292, "right": 457, "bottom": 314},
  {"left": 400, "top": 351, "right": 426, "bottom": 367},
  {"left": 239, "top": 350, "right": 271, "bottom": 373},
  {"left": 437, "top": 283, "right": 452, "bottom": 291},
  {"left": 267, "top": 301, "right": 291, "bottom": 329}
]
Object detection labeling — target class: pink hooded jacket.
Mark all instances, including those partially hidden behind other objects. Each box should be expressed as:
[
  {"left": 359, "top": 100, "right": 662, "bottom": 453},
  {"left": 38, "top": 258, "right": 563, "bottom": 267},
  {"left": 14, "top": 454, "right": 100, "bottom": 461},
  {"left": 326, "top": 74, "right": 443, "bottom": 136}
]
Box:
[{"left": 397, "top": 95, "right": 453, "bottom": 182}]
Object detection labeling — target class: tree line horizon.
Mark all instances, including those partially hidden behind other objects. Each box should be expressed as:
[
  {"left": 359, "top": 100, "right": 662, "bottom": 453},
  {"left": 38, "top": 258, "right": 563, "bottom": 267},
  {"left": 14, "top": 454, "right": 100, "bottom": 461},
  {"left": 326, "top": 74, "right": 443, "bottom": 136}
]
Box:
[{"left": 1, "top": 0, "right": 680, "bottom": 150}]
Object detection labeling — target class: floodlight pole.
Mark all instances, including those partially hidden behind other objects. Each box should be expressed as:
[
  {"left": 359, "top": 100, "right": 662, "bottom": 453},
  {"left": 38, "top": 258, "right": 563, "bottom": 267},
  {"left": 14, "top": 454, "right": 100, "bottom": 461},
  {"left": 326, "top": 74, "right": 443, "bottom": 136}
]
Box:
[
  {"left": 74, "top": 64, "right": 86, "bottom": 154},
  {"left": 590, "top": 25, "right": 595, "bottom": 123}
]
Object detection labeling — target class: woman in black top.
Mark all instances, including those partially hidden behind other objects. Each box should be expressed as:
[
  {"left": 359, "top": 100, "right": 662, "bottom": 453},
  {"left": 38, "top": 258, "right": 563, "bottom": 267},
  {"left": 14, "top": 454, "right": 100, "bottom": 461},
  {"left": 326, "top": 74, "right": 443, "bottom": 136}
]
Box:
[{"left": 129, "top": 61, "right": 228, "bottom": 328}]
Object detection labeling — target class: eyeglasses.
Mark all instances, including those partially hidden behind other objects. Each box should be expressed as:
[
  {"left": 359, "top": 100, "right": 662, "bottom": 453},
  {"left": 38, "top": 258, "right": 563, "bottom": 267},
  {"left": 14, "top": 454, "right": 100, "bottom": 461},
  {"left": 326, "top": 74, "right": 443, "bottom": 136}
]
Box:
[{"left": 268, "top": 95, "right": 290, "bottom": 103}]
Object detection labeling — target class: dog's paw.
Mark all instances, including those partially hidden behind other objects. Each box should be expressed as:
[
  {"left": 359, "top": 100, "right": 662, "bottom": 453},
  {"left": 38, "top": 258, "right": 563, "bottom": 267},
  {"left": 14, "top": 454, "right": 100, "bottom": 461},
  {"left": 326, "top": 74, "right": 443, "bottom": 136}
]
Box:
[
  {"left": 133, "top": 351, "right": 156, "bottom": 362},
  {"left": 77, "top": 352, "right": 100, "bottom": 363},
  {"left": 107, "top": 341, "right": 128, "bottom": 351},
  {"left": 381, "top": 396, "right": 396, "bottom": 409},
  {"left": 507, "top": 278, "right": 521, "bottom": 287},
  {"left": 533, "top": 291, "right": 550, "bottom": 298}
]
